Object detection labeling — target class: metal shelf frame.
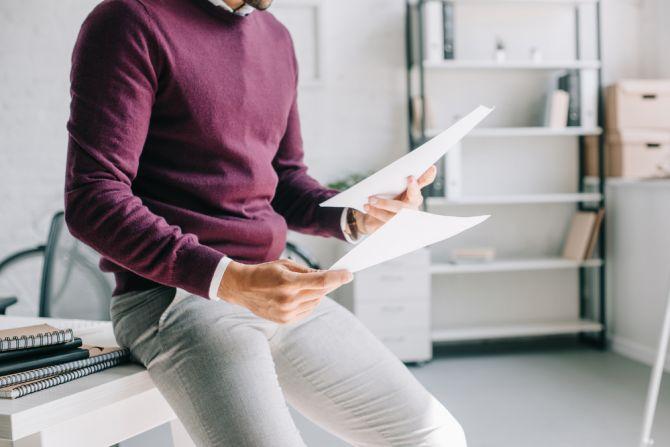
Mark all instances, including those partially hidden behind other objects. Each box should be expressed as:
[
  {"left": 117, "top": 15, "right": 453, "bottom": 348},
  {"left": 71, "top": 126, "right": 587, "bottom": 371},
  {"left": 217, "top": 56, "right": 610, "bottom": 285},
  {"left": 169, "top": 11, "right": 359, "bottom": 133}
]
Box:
[{"left": 405, "top": 0, "right": 607, "bottom": 347}]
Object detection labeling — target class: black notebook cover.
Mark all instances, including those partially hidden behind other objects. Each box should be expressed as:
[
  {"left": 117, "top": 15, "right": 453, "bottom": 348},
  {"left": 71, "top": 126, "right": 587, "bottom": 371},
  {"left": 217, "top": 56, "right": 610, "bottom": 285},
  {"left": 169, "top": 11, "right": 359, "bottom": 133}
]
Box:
[
  {"left": 0, "top": 348, "right": 89, "bottom": 376},
  {"left": 0, "top": 338, "right": 83, "bottom": 363}
]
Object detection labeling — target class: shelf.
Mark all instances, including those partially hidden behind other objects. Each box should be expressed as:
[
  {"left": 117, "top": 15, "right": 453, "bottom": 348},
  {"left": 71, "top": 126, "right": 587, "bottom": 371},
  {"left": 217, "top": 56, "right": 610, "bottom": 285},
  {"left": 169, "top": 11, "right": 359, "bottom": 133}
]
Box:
[
  {"left": 417, "top": 0, "right": 599, "bottom": 5},
  {"left": 426, "top": 126, "right": 602, "bottom": 138},
  {"left": 431, "top": 320, "right": 603, "bottom": 342},
  {"left": 423, "top": 60, "right": 601, "bottom": 70},
  {"left": 427, "top": 193, "right": 602, "bottom": 206},
  {"left": 430, "top": 257, "right": 602, "bottom": 274}
]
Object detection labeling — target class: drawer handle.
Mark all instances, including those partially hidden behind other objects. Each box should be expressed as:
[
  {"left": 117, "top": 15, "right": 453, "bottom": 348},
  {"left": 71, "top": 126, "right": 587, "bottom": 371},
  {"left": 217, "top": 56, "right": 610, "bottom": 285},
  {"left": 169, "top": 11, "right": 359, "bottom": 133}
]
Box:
[
  {"left": 380, "top": 305, "right": 405, "bottom": 313},
  {"left": 646, "top": 142, "right": 661, "bottom": 149},
  {"left": 642, "top": 94, "right": 657, "bottom": 100},
  {"left": 381, "top": 336, "right": 406, "bottom": 343}
]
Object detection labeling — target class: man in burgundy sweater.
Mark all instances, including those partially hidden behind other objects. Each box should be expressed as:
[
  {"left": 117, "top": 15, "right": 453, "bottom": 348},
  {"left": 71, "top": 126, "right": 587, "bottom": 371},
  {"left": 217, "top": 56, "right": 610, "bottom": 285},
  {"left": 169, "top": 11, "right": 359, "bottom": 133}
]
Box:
[{"left": 65, "top": 0, "right": 466, "bottom": 445}]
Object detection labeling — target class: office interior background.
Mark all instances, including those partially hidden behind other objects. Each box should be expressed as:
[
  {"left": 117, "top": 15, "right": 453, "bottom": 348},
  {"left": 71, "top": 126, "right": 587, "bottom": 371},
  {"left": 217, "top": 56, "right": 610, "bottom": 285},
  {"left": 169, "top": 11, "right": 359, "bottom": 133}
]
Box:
[{"left": 1, "top": 0, "right": 670, "bottom": 446}]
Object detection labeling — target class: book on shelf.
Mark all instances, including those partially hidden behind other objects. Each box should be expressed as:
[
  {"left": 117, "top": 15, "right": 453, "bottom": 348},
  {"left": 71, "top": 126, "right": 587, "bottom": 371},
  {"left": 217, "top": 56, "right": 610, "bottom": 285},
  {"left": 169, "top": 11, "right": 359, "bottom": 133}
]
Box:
[
  {"left": 410, "top": 96, "right": 435, "bottom": 137},
  {"left": 584, "top": 208, "right": 605, "bottom": 259},
  {"left": 422, "top": 1, "right": 444, "bottom": 63},
  {"left": 544, "top": 90, "right": 570, "bottom": 128},
  {"left": 442, "top": 2, "right": 455, "bottom": 59},
  {"left": 562, "top": 210, "right": 604, "bottom": 261},
  {"left": 558, "top": 70, "right": 581, "bottom": 127}
]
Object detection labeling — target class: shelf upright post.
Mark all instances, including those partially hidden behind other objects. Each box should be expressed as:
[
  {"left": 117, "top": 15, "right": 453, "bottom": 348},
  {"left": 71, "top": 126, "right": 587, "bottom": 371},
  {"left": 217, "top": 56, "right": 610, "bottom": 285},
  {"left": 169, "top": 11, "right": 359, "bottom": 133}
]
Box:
[
  {"left": 405, "top": 0, "right": 415, "bottom": 151},
  {"left": 417, "top": 0, "right": 427, "bottom": 145},
  {"left": 595, "top": 0, "right": 607, "bottom": 349}
]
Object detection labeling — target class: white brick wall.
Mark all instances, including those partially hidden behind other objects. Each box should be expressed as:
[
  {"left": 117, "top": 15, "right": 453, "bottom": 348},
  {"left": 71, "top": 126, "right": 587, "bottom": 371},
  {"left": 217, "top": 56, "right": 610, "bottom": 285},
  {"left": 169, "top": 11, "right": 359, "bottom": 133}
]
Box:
[{"left": 0, "top": 0, "right": 99, "bottom": 257}]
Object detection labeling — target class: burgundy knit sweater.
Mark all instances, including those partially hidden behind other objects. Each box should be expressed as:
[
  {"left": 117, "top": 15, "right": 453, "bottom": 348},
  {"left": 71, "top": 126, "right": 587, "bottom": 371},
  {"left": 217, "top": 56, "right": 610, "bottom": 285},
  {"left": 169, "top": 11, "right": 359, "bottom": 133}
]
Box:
[{"left": 65, "top": 0, "right": 344, "bottom": 298}]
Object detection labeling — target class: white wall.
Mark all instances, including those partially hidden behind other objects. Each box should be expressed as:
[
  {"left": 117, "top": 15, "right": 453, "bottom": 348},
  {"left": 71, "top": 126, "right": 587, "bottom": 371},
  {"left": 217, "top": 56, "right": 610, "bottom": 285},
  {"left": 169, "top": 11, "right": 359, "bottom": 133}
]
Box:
[
  {"left": 607, "top": 181, "right": 670, "bottom": 372},
  {"left": 0, "top": 0, "right": 99, "bottom": 258},
  {"left": 639, "top": 0, "right": 670, "bottom": 78}
]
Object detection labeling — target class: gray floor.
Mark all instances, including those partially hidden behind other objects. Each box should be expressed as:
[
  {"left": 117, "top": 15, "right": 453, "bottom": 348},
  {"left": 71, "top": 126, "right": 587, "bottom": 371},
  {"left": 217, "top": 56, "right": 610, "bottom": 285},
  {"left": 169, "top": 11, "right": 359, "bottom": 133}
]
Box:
[{"left": 290, "top": 346, "right": 670, "bottom": 447}]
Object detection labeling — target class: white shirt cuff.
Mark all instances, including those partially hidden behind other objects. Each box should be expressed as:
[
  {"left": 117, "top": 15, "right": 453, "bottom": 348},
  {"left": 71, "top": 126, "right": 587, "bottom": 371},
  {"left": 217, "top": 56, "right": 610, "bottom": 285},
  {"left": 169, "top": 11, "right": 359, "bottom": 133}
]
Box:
[
  {"left": 340, "top": 208, "right": 363, "bottom": 244},
  {"left": 208, "top": 256, "right": 233, "bottom": 300}
]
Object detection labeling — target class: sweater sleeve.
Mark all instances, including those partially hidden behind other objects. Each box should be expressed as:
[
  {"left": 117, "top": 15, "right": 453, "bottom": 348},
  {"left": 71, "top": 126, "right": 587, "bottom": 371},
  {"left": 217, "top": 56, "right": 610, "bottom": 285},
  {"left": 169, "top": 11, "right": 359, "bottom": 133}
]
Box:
[
  {"left": 65, "top": 0, "right": 223, "bottom": 298},
  {"left": 270, "top": 94, "right": 346, "bottom": 240}
]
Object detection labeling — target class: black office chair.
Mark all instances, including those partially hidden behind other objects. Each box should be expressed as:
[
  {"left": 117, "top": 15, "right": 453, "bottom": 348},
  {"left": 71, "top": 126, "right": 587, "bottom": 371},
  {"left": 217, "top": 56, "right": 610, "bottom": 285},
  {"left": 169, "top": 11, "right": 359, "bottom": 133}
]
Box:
[{"left": 0, "top": 212, "right": 321, "bottom": 318}]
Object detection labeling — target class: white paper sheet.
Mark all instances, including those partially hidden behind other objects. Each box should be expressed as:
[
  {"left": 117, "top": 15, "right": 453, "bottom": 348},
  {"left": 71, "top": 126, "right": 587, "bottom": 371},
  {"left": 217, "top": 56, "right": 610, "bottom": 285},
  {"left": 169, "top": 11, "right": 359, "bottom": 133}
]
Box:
[
  {"left": 320, "top": 105, "right": 493, "bottom": 212},
  {"left": 330, "top": 209, "right": 490, "bottom": 272}
]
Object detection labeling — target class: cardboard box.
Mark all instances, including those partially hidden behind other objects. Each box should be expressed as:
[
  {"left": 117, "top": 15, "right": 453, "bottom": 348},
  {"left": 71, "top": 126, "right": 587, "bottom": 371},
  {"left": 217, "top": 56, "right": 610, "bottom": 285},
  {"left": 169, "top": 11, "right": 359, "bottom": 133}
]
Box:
[
  {"left": 606, "top": 80, "right": 670, "bottom": 130},
  {"left": 583, "top": 135, "right": 600, "bottom": 177},
  {"left": 606, "top": 130, "right": 670, "bottom": 178}
]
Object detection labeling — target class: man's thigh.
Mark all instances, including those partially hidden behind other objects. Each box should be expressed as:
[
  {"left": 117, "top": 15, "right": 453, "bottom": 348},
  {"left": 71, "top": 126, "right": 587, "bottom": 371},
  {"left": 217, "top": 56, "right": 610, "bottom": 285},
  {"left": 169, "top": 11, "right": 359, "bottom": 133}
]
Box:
[
  {"left": 111, "top": 288, "right": 305, "bottom": 447},
  {"left": 271, "top": 297, "right": 467, "bottom": 447}
]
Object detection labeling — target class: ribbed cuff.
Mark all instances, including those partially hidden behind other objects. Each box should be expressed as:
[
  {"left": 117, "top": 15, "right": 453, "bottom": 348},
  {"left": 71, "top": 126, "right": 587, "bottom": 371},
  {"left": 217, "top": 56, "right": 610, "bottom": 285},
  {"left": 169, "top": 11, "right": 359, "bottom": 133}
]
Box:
[{"left": 173, "top": 243, "right": 226, "bottom": 299}]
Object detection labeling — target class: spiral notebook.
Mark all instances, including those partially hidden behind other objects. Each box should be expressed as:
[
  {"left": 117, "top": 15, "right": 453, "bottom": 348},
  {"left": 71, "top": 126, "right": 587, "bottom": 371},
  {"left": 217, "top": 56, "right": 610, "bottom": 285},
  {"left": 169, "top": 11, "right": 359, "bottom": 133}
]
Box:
[
  {"left": 0, "top": 324, "right": 74, "bottom": 352},
  {"left": 0, "top": 347, "right": 130, "bottom": 399}
]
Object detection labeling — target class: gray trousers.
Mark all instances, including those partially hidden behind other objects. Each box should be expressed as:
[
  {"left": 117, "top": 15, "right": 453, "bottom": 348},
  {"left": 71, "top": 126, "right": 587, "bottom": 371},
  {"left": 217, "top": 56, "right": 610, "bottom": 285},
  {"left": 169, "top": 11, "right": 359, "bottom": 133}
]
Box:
[{"left": 110, "top": 286, "right": 466, "bottom": 447}]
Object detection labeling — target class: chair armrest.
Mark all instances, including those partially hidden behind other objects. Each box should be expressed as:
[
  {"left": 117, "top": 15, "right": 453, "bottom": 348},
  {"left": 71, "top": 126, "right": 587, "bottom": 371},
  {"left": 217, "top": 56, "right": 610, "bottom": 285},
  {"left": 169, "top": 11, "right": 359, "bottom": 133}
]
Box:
[{"left": 0, "top": 296, "right": 18, "bottom": 315}]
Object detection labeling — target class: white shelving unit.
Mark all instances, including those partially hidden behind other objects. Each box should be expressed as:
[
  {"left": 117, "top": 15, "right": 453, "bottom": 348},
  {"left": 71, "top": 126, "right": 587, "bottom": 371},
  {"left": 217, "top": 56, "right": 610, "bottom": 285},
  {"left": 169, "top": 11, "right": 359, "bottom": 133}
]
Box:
[{"left": 406, "top": 0, "right": 606, "bottom": 346}]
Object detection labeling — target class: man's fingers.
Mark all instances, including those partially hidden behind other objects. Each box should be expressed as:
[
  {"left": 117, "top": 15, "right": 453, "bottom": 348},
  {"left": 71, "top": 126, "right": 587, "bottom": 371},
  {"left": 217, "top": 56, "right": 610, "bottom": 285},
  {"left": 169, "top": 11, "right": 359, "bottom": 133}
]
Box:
[
  {"left": 295, "top": 287, "right": 333, "bottom": 302},
  {"left": 417, "top": 165, "right": 437, "bottom": 188},
  {"left": 368, "top": 197, "right": 404, "bottom": 212},
  {"left": 291, "top": 269, "right": 352, "bottom": 290},
  {"left": 364, "top": 204, "right": 396, "bottom": 222},
  {"left": 280, "top": 259, "right": 317, "bottom": 274},
  {"left": 405, "top": 176, "right": 422, "bottom": 202}
]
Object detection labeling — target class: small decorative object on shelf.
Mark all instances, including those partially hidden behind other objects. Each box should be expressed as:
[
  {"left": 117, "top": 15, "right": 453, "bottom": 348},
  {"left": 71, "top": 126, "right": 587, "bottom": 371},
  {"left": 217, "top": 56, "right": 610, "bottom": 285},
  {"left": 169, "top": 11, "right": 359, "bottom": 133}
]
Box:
[
  {"left": 530, "top": 46, "right": 543, "bottom": 63},
  {"left": 450, "top": 247, "right": 496, "bottom": 264},
  {"left": 494, "top": 37, "right": 506, "bottom": 62}
]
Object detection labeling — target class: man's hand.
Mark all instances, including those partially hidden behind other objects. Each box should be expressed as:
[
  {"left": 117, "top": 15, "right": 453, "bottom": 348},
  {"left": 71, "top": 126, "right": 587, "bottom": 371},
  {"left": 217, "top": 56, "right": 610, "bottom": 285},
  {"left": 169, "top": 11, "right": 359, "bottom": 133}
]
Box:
[
  {"left": 217, "top": 259, "right": 352, "bottom": 324},
  {"left": 356, "top": 165, "right": 437, "bottom": 235}
]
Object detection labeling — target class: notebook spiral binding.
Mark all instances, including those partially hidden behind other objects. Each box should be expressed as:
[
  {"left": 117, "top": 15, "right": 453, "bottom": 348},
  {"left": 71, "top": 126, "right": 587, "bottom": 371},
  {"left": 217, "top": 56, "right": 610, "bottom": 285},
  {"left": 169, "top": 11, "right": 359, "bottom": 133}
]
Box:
[
  {"left": 0, "top": 349, "right": 129, "bottom": 388},
  {"left": 4, "top": 358, "right": 126, "bottom": 399},
  {"left": 0, "top": 329, "right": 75, "bottom": 352}
]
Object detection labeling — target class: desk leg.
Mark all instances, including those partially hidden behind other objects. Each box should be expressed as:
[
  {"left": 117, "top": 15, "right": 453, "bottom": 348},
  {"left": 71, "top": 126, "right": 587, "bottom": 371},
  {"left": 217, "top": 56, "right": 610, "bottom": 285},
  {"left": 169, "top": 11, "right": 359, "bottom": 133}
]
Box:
[{"left": 169, "top": 419, "right": 195, "bottom": 447}]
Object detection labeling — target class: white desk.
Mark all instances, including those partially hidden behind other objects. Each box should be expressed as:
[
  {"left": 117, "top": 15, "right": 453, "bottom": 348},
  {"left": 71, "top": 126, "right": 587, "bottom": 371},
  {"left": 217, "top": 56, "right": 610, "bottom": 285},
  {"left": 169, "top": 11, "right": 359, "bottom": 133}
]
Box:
[{"left": 0, "top": 317, "right": 193, "bottom": 447}]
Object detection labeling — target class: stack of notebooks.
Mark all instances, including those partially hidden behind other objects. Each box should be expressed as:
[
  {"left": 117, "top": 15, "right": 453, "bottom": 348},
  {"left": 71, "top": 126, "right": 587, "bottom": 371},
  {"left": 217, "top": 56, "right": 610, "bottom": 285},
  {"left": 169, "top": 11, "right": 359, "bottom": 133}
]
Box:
[{"left": 0, "top": 324, "right": 129, "bottom": 399}]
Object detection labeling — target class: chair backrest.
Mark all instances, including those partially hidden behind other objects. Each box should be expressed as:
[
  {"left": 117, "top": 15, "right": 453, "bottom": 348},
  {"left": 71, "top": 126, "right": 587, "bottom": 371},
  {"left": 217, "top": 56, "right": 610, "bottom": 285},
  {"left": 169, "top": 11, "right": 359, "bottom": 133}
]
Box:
[{"left": 39, "top": 212, "right": 114, "bottom": 320}]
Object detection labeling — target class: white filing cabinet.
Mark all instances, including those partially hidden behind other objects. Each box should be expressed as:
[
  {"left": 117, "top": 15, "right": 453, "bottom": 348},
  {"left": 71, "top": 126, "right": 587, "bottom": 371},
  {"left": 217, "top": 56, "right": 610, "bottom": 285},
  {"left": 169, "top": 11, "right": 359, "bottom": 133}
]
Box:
[{"left": 348, "top": 249, "right": 432, "bottom": 363}]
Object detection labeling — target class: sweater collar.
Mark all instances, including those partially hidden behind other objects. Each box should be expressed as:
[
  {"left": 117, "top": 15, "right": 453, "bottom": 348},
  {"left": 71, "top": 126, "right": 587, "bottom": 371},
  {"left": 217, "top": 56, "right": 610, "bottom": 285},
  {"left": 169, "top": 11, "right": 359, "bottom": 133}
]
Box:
[{"left": 206, "top": 0, "right": 255, "bottom": 16}]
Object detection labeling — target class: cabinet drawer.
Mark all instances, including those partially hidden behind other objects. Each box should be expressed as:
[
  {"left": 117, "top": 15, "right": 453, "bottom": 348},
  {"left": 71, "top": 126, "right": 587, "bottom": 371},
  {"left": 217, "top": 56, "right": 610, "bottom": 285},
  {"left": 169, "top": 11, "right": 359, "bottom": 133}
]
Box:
[
  {"left": 354, "top": 271, "right": 430, "bottom": 301},
  {"left": 375, "top": 329, "right": 432, "bottom": 363},
  {"left": 356, "top": 300, "right": 430, "bottom": 332}
]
